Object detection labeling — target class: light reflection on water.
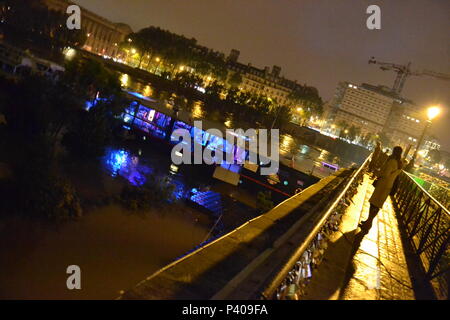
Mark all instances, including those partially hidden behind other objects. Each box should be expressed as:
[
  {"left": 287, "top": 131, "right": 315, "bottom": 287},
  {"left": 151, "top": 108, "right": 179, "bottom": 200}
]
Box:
[
  {"left": 119, "top": 73, "right": 344, "bottom": 168},
  {"left": 103, "top": 148, "right": 152, "bottom": 186},
  {"left": 103, "top": 148, "right": 188, "bottom": 201},
  {"left": 192, "top": 101, "right": 204, "bottom": 119},
  {"left": 278, "top": 134, "right": 344, "bottom": 176}
]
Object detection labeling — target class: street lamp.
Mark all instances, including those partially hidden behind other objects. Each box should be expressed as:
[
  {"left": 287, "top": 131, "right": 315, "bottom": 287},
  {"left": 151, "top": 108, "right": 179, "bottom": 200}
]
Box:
[
  {"left": 427, "top": 106, "right": 440, "bottom": 121},
  {"left": 407, "top": 106, "right": 441, "bottom": 171},
  {"left": 153, "top": 57, "right": 162, "bottom": 73}
]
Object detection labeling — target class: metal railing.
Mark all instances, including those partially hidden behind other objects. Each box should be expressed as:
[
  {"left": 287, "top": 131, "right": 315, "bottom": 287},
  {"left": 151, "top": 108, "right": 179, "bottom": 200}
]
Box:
[
  {"left": 261, "top": 155, "right": 372, "bottom": 300},
  {"left": 392, "top": 171, "right": 450, "bottom": 300}
]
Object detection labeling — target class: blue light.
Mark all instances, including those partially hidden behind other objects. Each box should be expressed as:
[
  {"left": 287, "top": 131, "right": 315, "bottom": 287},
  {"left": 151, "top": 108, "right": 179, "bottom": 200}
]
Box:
[
  {"left": 284, "top": 181, "right": 289, "bottom": 186},
  {"left": 102, "top": 148, "right": 191, "bottom": 201},
  {"left": 126, "top": 91, "right": 156, "bottom": 102},
  {"left": 85, "top": 101, "right": 94, "bottom": 111},
  {"left": 189, "top": 191, "right": 222, "bottom": 216},
  {"left": 105, "top": 149, "right": 128, "bottom": 177},
  {"left": 191, "top": 188, "right": 198, "bottom": 194},
  {"left": 103, "top": 148, "right": 151, "bottom": 186}
]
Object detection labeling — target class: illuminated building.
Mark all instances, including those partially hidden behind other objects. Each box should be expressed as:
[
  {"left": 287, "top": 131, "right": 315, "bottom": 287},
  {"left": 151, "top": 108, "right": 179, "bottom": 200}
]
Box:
[
  {"left": 329, "top": 82, "right": 426, "bottom": 149},
  {"left": 226, "top": 49, "right": 303, "bottom": 107},
  {"left": 43, "top": 0, "right": 133, "bottom": 57}
]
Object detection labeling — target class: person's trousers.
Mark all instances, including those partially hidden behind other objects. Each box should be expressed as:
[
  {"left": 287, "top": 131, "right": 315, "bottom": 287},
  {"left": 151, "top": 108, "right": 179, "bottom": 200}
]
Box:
[{"left": 360, "top": 204, "right": 380, "bottom": 232}]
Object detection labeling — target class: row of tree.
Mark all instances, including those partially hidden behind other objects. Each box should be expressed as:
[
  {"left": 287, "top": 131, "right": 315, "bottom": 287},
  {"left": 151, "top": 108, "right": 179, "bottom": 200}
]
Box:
[
  {"left": 121, "top": 26, "right": 323, "bottom": 125},
  {"left": 335, "top": 120, "right": 386, "bottom": 147},
  {"left": 121, "top": 26, "right": 229, "bottom": 82}
]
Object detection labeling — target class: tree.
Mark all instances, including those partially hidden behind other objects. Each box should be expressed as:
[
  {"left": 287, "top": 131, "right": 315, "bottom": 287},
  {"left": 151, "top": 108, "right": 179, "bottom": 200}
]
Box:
[
  {"left": 288, "top": 85, "right": 323, "bottom": 120},
  {"left": 428, "top": 149, "right": 442, "bottom": 164},
  {"left": 270, "top": 105, "right": 293, "bottom": 129},
  {"left": 62, "top": 58, "right": 125, "bottom": 158},
  {"left": 173, "top": 71, "right": 203, "bottom": 89},
  {"left": 121, "top": 26, "right": 229, "bottom": 83},
  {"left": 0, "top": 74, "right": 83, "bottom": 219},
  {"left": 445, "top": 158, "right": 450, "bottom": 170},
  {"left": 205, "top": 81, "right": 225, "bottom": 99},
  {"left": 228, "top": 72, "right": 243, "bottom": 88},
  {"left": 347, "top": 125, "right": 361, "bottom": 142},
  {"left": 2, "top": 74, "right": 84, "bottom": 152},
  {"left": 378, "top": 132, "right": 391, "bottom": 148},
  {"left": 63, "top": 103, "right": 117, "bottom": 158},
  {"left": 64, "top": 57, "right": 123, "bottom": 103},
  {"left": 336, "top": 120, "right": 349, "bottom": 139},
  {"left": 360, "top": 132, "right": 376, "bottom": 147}
]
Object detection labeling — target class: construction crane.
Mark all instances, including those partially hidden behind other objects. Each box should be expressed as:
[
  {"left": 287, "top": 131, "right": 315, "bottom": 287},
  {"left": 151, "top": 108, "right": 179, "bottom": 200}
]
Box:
[{"left": 368, "top": 57, "right": 450, "bottom": 95}]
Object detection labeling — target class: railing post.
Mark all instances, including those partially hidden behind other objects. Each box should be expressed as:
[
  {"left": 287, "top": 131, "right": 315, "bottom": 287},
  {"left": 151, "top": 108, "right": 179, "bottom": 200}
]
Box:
[{"left": 392, "top": 171, "right": 449, "bottom": 300}]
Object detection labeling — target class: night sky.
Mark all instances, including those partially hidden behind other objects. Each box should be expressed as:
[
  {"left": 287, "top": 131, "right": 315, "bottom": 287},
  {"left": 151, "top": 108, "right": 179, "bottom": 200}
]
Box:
[{"left": 74, "top": 0, "right": 450, "bottom": 150}]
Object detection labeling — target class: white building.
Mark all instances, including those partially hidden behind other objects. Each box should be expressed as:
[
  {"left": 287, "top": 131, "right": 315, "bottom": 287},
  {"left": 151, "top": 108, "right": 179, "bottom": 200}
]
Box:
[
  {"left": 329, "top": 82, "right": 427, "bottom": 151},
  {"left": 43, "top": 0, "right": 133, "bottom": 57}
]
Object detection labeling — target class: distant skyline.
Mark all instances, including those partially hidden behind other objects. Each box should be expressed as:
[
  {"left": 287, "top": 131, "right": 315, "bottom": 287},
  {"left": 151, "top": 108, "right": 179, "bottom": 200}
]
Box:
[{"left": 74, "top": 0, "right": 450, "bottom": 150}]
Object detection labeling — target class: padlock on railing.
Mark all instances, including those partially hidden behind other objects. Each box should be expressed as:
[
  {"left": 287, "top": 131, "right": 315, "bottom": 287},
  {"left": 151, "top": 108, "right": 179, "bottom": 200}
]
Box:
[{"left": 285, "top": 283, "right": 300, "bottom": 300}]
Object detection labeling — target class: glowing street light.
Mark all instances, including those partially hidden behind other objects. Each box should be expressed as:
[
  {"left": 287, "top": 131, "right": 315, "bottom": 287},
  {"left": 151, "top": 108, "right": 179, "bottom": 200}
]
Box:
[
  {"left": 418, "top": 149, "right": 427, "bottom": 157},
  {"left": 63, "top": 47, "right": 76, "bottom": 60},
  {"left": 153, "top": 57, "right": 162, "bottom": 73},
  {"left": 427, "top": 106, "right": 440, "bottom": 120},
  {"left": 408, "top": 105, "right": 442, "bottom": 171}
]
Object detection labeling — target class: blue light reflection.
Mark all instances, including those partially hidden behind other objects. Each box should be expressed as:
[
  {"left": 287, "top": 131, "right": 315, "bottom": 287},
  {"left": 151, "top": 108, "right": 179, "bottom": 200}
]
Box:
[{"left": 103, "top": 148, "right": 190, "bottom": 201}]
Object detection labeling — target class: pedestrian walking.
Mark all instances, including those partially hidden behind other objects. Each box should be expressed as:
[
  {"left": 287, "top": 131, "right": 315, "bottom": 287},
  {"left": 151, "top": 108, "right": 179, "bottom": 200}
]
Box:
[{"left": 359, "top": 146, "right": 404, "bottom": 232}]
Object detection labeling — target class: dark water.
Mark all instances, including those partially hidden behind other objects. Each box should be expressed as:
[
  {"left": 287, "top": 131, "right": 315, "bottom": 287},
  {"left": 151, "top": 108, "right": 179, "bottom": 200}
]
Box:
[
  {"left": 0, "top": 145, "right": 211, "bottom": 299},
  {"left": 0, "top": 205, "right": 209, "bottom": 299}
]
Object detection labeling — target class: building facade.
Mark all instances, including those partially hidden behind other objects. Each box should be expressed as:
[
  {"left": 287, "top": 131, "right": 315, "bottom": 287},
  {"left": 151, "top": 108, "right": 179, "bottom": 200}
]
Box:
[
  {"left": 329, "top": 81, "right": 428, "bottom": 151},
  {"left": 43, "top": 0, "right": 132, "bottom": 57},
  {"left": 226, "top": 49, "right": 302, "bottom": 106}
]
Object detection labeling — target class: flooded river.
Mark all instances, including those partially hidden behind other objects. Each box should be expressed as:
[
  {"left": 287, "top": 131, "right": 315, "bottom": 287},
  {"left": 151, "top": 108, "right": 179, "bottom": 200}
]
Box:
[
  {"left": 0, "top": 204, "right": 208, "bottom": 299},
  {"left": 0, "top": 144, "right": 211, "bottom": 299}
]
